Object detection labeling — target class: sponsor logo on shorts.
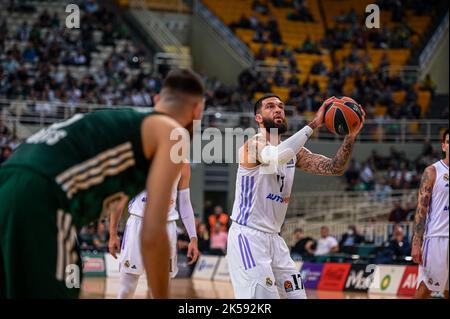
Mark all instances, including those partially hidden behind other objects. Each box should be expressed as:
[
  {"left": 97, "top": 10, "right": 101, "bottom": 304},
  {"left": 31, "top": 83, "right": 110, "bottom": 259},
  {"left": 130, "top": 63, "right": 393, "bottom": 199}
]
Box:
[
  {"left": 266, "top": 277, "right": 273, "bottom": 287},
  {"left": 428, "top": 278, "right": 433, "bottom": 285},
  {"left": 284, "top": 280, "right": 293, "bottom": 292},
  {"left": 124, "top": 260, "right": 130, "bottom": 268}
]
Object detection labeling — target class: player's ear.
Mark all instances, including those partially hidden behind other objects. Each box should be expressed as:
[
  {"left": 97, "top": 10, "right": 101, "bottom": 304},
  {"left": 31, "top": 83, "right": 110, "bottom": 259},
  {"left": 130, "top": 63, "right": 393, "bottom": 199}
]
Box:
[
  {"left": 255, "top": 113, "right": 263, "bottom": 124},
  {"left": 192, "top": 99, "right": 204, "bottom": 121},
  {"left": 154, "top": 94, "right": 161, "bottom": 104}
]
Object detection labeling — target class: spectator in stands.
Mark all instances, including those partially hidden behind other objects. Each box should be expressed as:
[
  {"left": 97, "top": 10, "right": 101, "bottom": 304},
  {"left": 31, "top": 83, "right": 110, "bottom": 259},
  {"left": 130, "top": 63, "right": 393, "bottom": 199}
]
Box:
[
  {"left": 79, "top": 223, "right": 97, "bottom": 250},
  {"left": 291, "top": 228, "right": 315, "bottom": 258},
  {"left": 339, "top": 225, "right": 365, "bottom": 253},
  {"left": 388, "top": 201, "right": 406, "bottom": 223},
  {"left": 273, "top": 69, "right": 285, "bottom": 86},
  {"left": 314, "top": 226, "right": 339, "bottom": 256},
  {"left": 0, "top": 146, "right": 13, "bottom": 165},
  {"left": 252, "top": 0, "right": 269, "bottom": 15},
  {"left": 345, "top": 159, "right": 360, "bottom": 188},
  {"left": 196, "top": 223, "right": 210, "bottom": 254},
  {"left": 230, "top": 14, "right": 251, "bottom": 30},
  {"left": 253, "top": 25, "right": 268, "bottom": 43},
  {"left": 301, "top": 36, "right": 314, "bottom": 54},
  {"left": 420, "top": 74, "right": 437, "bottom": 96},
  {"left": 208, "top": 206, "right": 229, "bottom": 236},
  {"left": 375, "top": 224, "right": 411, "bottom": 264},
  {"left": 374, "top": 177, "right": 393, "bottom": 201},
  {"left": 177, "top": 227, "right": 190, "bottom": 255},
  {"left": 360, "top": 160, "right": 375, "bottom": 190},
  {"left": 209, "top": 223, "right": 228, "bottom": 255},
  {"left": 404, "top": 201, "right": 417, "bottom": 222},
  {"left": 310, "top": 60, "right": 327, "bottom": 75}
]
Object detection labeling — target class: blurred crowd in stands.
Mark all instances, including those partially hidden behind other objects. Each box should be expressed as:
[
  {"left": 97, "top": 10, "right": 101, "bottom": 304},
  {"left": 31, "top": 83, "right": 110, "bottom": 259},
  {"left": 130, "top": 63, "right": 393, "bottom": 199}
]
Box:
[
  {"left": 290, "top": 223, "right": 412, "bottom": 265},
  {"left": 1, "top": 0, "right": 445, "bottom": 122},
  {"left": 0, "top": 0, "right": 155, "bottom": 111},
  {"left": 345, "top": 141, "right": 442, "bottom": 191}
]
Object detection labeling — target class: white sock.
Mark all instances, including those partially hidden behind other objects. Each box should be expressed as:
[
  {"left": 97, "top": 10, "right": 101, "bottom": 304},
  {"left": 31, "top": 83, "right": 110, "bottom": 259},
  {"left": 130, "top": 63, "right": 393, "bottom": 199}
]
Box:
[{"left": 117, "top": 272, "right": 140, "bottom": 299}]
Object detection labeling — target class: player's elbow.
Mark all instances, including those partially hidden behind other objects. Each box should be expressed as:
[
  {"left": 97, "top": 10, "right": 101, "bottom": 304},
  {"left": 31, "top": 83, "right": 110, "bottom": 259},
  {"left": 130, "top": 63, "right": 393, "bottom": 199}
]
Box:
[{"left": 333, "top": 168, "right": 345, "bottom": 176}]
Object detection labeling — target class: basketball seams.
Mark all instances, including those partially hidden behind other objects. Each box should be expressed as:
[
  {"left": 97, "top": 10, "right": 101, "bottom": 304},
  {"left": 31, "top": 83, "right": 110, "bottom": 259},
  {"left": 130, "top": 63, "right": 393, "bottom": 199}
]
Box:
[{"left": 344, "top": 102, "right": 363, "bottom": 122}]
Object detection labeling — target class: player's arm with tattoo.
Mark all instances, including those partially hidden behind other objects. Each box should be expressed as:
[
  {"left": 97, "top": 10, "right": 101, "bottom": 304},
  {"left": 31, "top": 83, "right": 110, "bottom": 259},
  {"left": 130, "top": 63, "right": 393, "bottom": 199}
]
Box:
[
  {"left": 296, "top": 135, "right": 356, "bottom": 176},
  {"left": 411, "top": 166, "right": 436, "bottom": 265}
]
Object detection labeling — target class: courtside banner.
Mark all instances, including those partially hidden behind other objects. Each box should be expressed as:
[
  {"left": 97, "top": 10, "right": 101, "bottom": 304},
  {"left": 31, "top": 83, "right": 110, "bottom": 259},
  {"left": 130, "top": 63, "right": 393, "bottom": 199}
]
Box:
[
  {"left": 192, "top": 255, "right": 220, "bottom": 280},
  {"left": 397, "top": 265, "right": 419, "bottom": 296},
  {"left": 213, "top": 256, "right": 231, "bottom": 282},
  {"left": 299, "top": 262, "right": 324, "bottom": 289},
  {"left": 368, "top": 265, "right": 406, "bottom": 295},
  {"left": 81, "top": 251, "right": 106, "bottom": 277},
  {"left": 343, "top": 263, "right": 373, "bottom": 292},
  {"left": 317, "top": 263, "right": 351, "bottom": 291}
]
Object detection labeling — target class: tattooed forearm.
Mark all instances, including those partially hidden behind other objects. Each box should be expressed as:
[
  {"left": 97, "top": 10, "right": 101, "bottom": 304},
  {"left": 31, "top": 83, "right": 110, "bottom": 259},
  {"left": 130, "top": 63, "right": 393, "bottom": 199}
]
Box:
[
  {"left": 412, "top": 166, "right": 435, "bottom": 245},
  {"left": 296, "top": 136, "right": 356, "bottom": 175}
]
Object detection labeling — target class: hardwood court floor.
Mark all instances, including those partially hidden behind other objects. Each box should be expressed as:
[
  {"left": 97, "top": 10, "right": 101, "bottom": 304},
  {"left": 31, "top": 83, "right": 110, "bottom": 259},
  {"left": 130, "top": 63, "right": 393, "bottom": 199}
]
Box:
[{"left": 81, "top": 277, "right": 410, "bottom": 299}]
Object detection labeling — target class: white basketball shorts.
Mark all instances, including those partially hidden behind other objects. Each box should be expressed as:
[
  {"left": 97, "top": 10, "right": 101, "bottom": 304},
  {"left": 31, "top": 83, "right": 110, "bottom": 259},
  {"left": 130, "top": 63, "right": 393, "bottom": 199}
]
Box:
[
  {"left": 227, "top": 222, "right": 306, "bottom": 299},
  {"left": 417, "top": 237, "right": 449, "bottom": 292},
  {"left": 119, "top": 215, "right": 178, "bottom": 278}
]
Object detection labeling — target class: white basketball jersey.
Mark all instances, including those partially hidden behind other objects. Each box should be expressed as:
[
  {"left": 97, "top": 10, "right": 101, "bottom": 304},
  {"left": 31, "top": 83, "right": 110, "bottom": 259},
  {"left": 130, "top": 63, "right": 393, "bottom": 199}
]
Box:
[
  {"left": 128, "top": 174, "right": 180, "bottom": 221},
  {"left": 231, "top": 151, "right": 296, "bottom": 234},
  {"left": 425, "top": 160, "right": 449, "bottom": 238}
]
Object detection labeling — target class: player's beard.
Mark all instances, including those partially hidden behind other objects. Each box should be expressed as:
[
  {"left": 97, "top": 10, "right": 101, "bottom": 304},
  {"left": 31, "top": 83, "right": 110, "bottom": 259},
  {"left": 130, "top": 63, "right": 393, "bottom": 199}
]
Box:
[{"left": 262, "top": 116, "right": 288, "bottom": 135}]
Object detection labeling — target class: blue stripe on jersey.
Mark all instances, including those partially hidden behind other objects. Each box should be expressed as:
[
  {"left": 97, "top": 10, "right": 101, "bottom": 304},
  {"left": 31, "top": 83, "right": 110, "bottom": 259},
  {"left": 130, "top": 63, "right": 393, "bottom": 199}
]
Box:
[
  {"left": 238, "top": 176, "right": 250, "bottom": 224},
  {"left": 243, "top": 235, "right": 256, "bottom": 267},
  {"left": 440, "top": 160, "right": 448, "bottom": 170},
  {"left": 237, "top": 176, "right": 245, "bottom": 223},
  {"left": 238, "top": 234, "right": 248, "bottom": 270},
  {"left": 243, "top": 177, "right": 254, "bottom": 225}
]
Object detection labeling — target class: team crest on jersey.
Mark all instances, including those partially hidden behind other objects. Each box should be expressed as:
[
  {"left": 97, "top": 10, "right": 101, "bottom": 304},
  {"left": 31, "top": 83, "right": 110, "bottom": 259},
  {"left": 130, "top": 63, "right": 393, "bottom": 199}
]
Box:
[
  {"left": 443, "top": 173, "right": 448, "bottom": 182},
  {"left": 284, "top": 280, "right": 293, "bottom": 292},
  {"left": 266, "top": 278, "right": 273, "bottom": 287},
  {"left": 428, "top": 278, "right": 433, "bottom": 285},
  {"left": 124, "top": 260, "right": 130, "bottom": 268}
]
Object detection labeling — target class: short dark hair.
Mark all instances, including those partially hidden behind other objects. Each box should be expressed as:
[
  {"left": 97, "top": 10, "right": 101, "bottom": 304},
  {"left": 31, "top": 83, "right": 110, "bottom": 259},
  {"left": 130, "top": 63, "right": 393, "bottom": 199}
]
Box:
[
  {"left": 443, "top": 128, "right": 449, "bottom": 143},
  {"left": 162, "top": 68, "right": 205, "bottom": 96},
  {"left": 294, "top": 228, "right": 303, "bottom": 233},
  {"left": 254, "top": 94, "right": 281, "bottom": 115}
]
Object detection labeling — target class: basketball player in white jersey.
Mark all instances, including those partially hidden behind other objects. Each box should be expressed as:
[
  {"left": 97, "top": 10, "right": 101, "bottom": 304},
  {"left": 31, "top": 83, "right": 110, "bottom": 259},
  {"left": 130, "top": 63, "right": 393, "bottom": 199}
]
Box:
[
  {"left": 108, "top": 162, "right": 199, "bottom": 298},
  {"left": 412, "top": 129, "right": 449, "bottom": 299},
  {"left": 227, "top": 94, "right": 365, "bottom": 299}
]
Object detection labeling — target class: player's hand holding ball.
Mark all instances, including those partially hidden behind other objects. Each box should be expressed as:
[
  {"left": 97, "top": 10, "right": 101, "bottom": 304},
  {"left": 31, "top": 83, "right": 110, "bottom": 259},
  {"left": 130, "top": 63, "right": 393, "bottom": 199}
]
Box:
[{"left": 322, "top": 96, "right": 366, "bottom": 137}]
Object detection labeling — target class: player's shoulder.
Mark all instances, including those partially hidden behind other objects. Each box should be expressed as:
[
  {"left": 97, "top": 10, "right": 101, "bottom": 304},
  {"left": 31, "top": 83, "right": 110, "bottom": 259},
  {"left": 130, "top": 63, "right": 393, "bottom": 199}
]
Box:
[
  {"left": 142, "top": 113, "right": 182, "bottom": 132},
  {"left": 423, "top": 164, "right": 437, "bottom": 180}
]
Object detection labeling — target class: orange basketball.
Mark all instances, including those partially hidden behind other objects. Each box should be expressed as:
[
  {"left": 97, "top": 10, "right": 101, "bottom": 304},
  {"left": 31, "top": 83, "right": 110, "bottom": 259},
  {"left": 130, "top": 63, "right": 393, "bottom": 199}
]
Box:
[{"left": 324, "top": 97, "right": 363, "bottom": 135}]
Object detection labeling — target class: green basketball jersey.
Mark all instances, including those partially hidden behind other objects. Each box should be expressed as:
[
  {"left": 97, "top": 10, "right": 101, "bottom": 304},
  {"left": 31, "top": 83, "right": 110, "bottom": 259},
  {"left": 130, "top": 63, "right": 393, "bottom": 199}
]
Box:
[{"left": 1, "top": 108, "right": 157, "bottom": 227}]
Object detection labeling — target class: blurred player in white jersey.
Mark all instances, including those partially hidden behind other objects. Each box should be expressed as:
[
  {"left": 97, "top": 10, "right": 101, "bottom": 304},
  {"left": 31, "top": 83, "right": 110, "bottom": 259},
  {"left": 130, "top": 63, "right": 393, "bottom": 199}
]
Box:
[
  {"left": 108, "top": 162, "right": 199, "bottom": 298},
  {"left": 227, "top": 94, "right": 365, "bottom": 299},
  {"left": 412, "top": 128, "right": 449, "bottom": 299}
]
